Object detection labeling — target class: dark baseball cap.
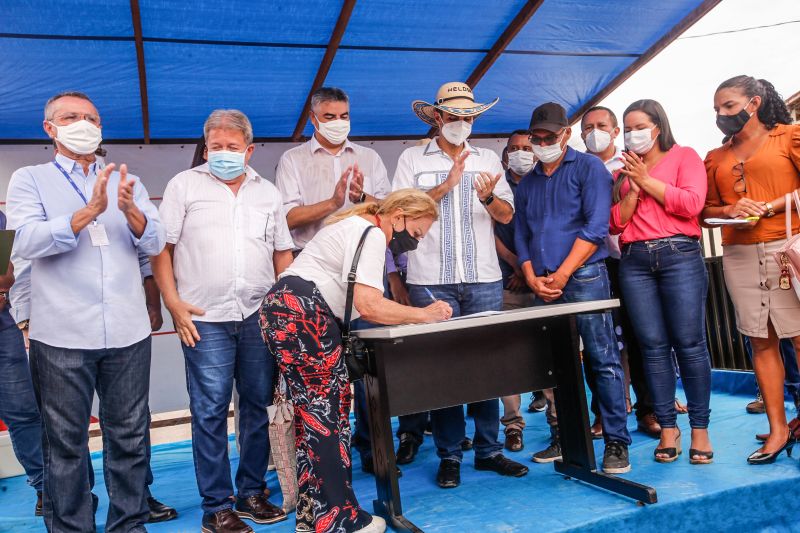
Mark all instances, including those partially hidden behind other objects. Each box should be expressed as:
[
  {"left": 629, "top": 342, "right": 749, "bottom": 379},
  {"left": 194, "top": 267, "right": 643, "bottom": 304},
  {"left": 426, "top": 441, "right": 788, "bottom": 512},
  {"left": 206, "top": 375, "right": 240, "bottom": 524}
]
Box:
[{"left": 529, "top": 102, "right": 568, "bottom": 133}]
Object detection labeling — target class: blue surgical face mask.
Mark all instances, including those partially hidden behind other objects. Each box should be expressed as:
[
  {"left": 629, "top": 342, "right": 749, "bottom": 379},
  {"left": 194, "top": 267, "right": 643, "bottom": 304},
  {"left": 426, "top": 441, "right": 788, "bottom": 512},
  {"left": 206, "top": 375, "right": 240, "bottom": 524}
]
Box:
[{"left": 208, "top": 150, "right": 246, "bottom": 181}]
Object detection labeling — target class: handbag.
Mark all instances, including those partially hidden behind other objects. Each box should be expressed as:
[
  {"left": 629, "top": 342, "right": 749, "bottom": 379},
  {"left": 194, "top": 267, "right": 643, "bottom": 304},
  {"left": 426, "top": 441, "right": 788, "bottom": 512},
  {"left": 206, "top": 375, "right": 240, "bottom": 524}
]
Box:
[
  {"left": 773, "top": 190, "right": 800, "bottom": 301},
  {"left": 341, "top": 225, "right": 377, "bottom": 382},
  {"left": 267, "top": 374, "right": 298, "bottom": 512}
]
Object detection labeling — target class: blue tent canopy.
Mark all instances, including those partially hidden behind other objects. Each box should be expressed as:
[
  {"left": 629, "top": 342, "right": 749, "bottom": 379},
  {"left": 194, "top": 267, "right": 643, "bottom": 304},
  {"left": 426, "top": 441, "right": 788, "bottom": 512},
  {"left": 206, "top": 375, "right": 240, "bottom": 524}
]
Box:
[{"left": 0, "top": 0, "right": 719, "bottom": 142}]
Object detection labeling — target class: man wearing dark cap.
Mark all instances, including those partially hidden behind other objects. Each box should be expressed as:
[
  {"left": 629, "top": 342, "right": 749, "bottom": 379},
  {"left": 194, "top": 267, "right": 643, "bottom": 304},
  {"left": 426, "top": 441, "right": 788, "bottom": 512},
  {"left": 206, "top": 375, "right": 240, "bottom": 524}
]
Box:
[{"left": 514, "top": 102, "right": 632, "bottom": 474}]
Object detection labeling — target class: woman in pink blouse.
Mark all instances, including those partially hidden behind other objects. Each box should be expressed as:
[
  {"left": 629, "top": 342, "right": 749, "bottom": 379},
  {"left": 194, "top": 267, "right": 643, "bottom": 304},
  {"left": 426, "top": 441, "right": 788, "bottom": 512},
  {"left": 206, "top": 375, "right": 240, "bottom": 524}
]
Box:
[{"left": 610, "top": 99, "right": 713, "bottom": 465}]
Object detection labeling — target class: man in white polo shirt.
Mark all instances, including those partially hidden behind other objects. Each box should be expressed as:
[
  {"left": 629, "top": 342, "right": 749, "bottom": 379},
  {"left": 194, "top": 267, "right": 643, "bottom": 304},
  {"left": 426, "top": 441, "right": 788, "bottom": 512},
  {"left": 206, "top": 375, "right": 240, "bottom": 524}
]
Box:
[
  {"left": 152, "top": 110, "right": 292, "bottom": 533},
  {"left": 392, "top": 82, "right": 529, "bottom": 489}
]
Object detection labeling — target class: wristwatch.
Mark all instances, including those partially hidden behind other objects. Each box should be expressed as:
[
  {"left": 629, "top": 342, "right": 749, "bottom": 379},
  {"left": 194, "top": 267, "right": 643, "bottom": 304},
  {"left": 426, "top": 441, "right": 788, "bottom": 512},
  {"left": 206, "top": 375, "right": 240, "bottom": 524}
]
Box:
[
  {"left": 358, "top": 192, "right": 367, "bottom": 203},
  {"left": 764, "top": 202, "right": 775, "bottom": 218},
  {"left": 18, "top": 319, "right": 29, "bottom": 331},
  {"left": 480, "top": 194, "right": 495, "bottom": 206}
]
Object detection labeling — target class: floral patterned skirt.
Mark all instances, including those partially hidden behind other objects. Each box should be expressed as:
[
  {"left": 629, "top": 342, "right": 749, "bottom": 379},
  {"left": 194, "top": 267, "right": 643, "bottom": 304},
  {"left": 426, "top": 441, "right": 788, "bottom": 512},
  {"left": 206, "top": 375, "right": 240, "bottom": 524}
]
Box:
[{"left": 260, "top": 275, "right": 372, "bottom": 533}]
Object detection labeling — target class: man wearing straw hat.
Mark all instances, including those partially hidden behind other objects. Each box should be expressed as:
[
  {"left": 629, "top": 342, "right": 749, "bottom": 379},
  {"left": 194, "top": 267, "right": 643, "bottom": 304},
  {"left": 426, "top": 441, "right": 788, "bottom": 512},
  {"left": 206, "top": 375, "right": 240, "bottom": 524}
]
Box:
[{"left": 392, "top": 82, "right": 529, "bottom": 488}]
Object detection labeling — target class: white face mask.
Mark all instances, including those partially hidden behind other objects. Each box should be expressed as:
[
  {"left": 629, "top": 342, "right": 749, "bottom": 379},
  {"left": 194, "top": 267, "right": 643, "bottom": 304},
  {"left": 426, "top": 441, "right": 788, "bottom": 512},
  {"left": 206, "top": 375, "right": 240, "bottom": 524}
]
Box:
[
  {"left": 315, "top": 116, "right": 350, "bottom": 145},
  {"left": 624, "top": 128, "right": 656, "bottom": 155},
  {"left": 507, "top": 150, "right": 535, "bottom": 176},
  {"left": 50, "top": 119, "right": 102, "bottom": 155},
  {"left": 531, "top": 133, "right": 564, "bottom": 163},
  {"left": 585, "top": 129, "right": 612, "bottom": 154},
  {"left": 441, "top": 120, "right": 472, "bottom": 146}
]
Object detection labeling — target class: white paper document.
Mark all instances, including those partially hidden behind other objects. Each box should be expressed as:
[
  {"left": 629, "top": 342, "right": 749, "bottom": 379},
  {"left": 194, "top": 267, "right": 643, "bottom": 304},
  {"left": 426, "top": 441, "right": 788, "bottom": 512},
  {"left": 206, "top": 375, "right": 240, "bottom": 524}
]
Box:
[{"left": 449, "top": 311, "right": 504, "bottom": 321}]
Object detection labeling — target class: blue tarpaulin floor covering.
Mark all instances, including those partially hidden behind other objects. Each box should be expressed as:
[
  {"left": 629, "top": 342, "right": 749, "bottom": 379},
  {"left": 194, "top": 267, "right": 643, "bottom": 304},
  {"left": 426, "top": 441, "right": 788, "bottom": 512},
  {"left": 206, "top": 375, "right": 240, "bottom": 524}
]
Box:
[{"left": 2, "top": 371, "right": 799, "bottom": 532}]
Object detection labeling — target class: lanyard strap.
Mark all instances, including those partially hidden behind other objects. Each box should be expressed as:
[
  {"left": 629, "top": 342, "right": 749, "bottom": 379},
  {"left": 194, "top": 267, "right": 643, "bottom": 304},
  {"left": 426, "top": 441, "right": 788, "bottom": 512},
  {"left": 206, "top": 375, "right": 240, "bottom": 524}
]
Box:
[{"left": 52, "top": 160, "right": 88, "bottom": 205}]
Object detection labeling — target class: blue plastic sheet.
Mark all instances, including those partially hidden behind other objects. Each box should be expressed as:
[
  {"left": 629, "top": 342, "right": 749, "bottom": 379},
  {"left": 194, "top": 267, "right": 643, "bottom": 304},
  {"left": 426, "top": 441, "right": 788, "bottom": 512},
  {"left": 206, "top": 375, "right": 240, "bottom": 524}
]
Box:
[
  {"left": 0, "top": 0, "right": 708, "bottom": 140},
  {"left": 139, "top": 0, "right": 341, "bottom": 46},
  {"left": 0, "top": 38, "right": 143, "bottom": 139},
  {"left": 145, "top": 42, "right": 324, "bottom": 139},
  {"left": 1, "top": 373, "right": 797, "bottom": 532}
]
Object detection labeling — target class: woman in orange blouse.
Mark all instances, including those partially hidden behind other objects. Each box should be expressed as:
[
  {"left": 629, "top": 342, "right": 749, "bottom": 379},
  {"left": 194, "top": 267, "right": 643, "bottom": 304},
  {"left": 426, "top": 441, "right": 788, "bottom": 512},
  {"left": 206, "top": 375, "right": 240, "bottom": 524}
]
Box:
[{"left": 703, "top": 75, "right": 800, "bottom": 464}]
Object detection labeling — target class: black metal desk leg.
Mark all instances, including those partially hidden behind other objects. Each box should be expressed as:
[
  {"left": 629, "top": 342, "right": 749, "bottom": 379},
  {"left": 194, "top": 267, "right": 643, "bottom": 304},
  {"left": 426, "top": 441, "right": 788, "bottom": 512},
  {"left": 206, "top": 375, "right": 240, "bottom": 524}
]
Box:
[
  {"left": 552, "top": 316, "right": 657, "bottom": 504},
  {"left": 364, "top": 373, "right": 424, "bottom": 532}
]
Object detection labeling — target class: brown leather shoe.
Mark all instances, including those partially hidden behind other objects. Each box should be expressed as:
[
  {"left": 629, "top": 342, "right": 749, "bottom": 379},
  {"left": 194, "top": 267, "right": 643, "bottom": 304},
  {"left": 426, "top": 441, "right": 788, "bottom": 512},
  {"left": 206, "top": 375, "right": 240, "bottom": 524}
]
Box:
[
  {"left": 590, "top": 418, "right": 603, "bottom": 440},
  {"left": 201, "top": 509, "right": 254, "bottom": 533},
  {"left": 234, "top": 494, "right": 287, "bottom": 525},
  {"left": 35, "top": 491, "right": 42, "bottom": 517},
  {"left": 637, "top": 413, "right": 662, "bottom": 438},
  {"left": 504, "top": 429, "right": 524, "bottom": 452}
]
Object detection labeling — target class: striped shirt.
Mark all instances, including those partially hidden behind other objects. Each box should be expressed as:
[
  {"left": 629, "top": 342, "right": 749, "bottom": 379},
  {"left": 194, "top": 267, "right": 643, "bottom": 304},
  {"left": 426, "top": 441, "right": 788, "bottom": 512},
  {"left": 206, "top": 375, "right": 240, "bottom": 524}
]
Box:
[{"left": 392, "top": 139, "right": 514, "bottom": 285}]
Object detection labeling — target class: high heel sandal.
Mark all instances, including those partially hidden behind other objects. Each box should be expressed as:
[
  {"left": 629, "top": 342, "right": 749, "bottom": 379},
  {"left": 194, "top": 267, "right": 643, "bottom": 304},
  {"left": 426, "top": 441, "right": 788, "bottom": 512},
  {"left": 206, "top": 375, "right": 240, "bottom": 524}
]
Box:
[
  {"left": 654, "top": 430, "right": 682, "bottom": 463},
  {"left": 747, "top": 434, "right": 796, "bottom": 465},
  {"left": 689, "top": 449, "right": 714, "bottom": 464}
]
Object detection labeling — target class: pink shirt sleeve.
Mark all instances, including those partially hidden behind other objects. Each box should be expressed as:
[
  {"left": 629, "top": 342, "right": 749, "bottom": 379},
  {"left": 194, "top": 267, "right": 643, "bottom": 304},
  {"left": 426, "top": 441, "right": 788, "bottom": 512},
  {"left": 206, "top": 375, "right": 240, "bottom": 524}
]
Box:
[
  {"left": 609, "top": 202, "right": 627, "bottom": 235},
  {"left": 662, "top": 147, "right": 708, "bottom": 219}
]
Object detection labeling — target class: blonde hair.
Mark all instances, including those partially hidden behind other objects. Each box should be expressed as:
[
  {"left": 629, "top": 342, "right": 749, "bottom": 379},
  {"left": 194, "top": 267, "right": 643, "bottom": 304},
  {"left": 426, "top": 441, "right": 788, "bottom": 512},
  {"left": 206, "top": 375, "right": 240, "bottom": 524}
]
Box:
[{"left": 326, "top": 188, "right": 438, "bottom": 224}]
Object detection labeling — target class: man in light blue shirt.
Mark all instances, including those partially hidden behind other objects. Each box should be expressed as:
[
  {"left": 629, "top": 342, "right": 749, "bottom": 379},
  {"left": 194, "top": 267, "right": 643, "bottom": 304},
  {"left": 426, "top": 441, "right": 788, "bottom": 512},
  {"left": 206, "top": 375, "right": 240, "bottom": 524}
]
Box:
[{"left": 5, "top": 91, "right": 165, "bottom": 532}]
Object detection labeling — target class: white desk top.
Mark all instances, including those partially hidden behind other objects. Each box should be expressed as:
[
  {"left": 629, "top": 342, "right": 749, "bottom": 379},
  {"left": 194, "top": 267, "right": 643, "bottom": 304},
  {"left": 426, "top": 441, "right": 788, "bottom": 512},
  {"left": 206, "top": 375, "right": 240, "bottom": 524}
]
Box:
[{"left": 354, "top": 299, "right": 619, "bottom": 340}]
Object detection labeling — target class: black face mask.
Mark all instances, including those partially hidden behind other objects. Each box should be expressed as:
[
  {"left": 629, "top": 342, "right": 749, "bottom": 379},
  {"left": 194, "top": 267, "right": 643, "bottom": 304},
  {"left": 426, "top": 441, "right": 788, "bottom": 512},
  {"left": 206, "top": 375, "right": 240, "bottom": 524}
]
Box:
[
  {"left": 388, "top": 217, "right": 419, "bottom": 254},
  {"left": 716, "top": 99, "right": 753, "bottom": 137}
]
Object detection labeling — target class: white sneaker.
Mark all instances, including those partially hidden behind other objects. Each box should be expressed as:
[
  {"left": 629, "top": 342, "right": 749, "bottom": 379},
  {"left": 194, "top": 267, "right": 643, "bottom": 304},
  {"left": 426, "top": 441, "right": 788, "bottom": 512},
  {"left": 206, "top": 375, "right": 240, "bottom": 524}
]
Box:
[{"left": 354, "top": 515, "right": 387, "bottom": 533}]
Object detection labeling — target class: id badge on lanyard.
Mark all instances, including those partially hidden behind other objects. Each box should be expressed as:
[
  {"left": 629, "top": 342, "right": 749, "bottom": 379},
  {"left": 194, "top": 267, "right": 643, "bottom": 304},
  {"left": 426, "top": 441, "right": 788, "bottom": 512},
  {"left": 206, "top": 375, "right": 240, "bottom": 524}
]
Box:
[{"left": 52, "top": 160, "right": 109, "bottom": 247}]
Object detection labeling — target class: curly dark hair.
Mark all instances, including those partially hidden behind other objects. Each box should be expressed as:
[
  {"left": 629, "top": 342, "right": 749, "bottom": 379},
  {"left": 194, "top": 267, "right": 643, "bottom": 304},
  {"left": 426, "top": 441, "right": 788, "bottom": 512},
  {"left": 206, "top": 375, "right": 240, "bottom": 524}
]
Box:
[{"left": 716, "top": 75, "right": 792, "bottom": 131}]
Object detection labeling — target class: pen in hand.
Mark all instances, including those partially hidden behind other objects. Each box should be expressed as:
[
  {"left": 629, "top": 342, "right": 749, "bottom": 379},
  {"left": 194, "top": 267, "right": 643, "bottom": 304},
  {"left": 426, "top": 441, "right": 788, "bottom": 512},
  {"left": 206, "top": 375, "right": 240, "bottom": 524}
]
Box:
[{"left": 422, "top": 287, "right": 453, "bottom": 321}]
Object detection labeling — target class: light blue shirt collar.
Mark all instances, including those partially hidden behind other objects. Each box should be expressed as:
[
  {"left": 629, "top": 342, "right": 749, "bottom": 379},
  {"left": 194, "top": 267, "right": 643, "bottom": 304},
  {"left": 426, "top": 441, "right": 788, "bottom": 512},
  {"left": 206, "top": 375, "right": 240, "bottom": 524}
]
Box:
[{"left": 54, "top": 152, "right": 97, "bottom": 177}]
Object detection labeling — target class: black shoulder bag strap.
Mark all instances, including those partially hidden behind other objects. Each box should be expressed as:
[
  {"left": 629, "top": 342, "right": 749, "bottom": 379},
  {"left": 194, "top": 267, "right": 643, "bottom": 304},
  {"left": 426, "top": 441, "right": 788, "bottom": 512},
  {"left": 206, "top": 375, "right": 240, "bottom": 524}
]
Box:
[{"left": 342, "top": 224, "right": 378, "bottom": 342}]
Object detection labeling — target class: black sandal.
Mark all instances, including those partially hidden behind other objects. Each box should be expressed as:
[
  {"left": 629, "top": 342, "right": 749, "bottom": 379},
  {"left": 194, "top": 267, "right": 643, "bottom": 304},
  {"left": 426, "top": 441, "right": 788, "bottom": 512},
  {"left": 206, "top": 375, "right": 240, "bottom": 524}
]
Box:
[
  {"left": 654, "top": 431, "right": 682, "bottom": 463},
  {"left": 689, "top": 449, "right": 714, "bottom": 464}
]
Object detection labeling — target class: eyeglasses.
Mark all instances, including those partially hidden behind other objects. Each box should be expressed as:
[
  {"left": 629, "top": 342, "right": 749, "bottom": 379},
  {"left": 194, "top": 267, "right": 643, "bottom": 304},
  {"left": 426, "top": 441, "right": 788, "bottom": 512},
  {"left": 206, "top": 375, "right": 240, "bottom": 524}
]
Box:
[
  {"left": 529, "top": 131, "right": 563, "bottom": 146},
  {"left": 50, "top": 112, "right": 101, "bottom": 126},
  {"left": 732, "top": 161, "right": 746, "bottom": 194}
]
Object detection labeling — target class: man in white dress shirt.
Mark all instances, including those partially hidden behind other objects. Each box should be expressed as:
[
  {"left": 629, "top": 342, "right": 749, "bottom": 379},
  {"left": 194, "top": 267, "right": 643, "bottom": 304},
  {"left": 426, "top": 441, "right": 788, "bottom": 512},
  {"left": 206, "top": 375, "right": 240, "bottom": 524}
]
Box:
[
  {"left": 152, "top": 110, "right": 292, "bottom": 533},
  {"left": 392, "top": 82, "right": 528, "bottom": 489},
  {"left": 275, "top": 87, "right": 392, "bottom": 475}
]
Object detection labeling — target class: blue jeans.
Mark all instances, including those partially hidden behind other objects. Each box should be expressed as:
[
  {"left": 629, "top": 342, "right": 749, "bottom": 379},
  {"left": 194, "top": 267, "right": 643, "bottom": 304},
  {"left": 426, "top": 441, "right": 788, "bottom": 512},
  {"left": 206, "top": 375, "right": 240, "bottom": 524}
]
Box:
[
  {"left": 407, "top": 282, "right": 504, "bottom": 461},
  {"left": 620, "top": 237, "right": 711, "bottom": 429},
  {"left": 396, "top": 412, "right": 428, "bottom": 444},
  {"left": 183, "top": 312, "right": 274, "bottom": 514},
  {"left": 0, "top": 325, "right": 43, "bottom": 493},
  {"left": 536, "top": 261, "right": 631, "bottom": 445},
  {"left": 30, "top": 337, "right": 151, "bottom": 533}
]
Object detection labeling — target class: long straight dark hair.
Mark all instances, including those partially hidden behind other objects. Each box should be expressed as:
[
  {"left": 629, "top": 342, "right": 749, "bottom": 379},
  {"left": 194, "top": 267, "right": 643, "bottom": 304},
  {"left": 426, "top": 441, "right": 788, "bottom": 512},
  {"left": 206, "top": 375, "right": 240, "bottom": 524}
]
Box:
[
  {"left": 613, "top": 99, "right": 678, "bottom": 203},
  {"left": 623, "top": 99, "right": 677, "bottom": 153}
]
